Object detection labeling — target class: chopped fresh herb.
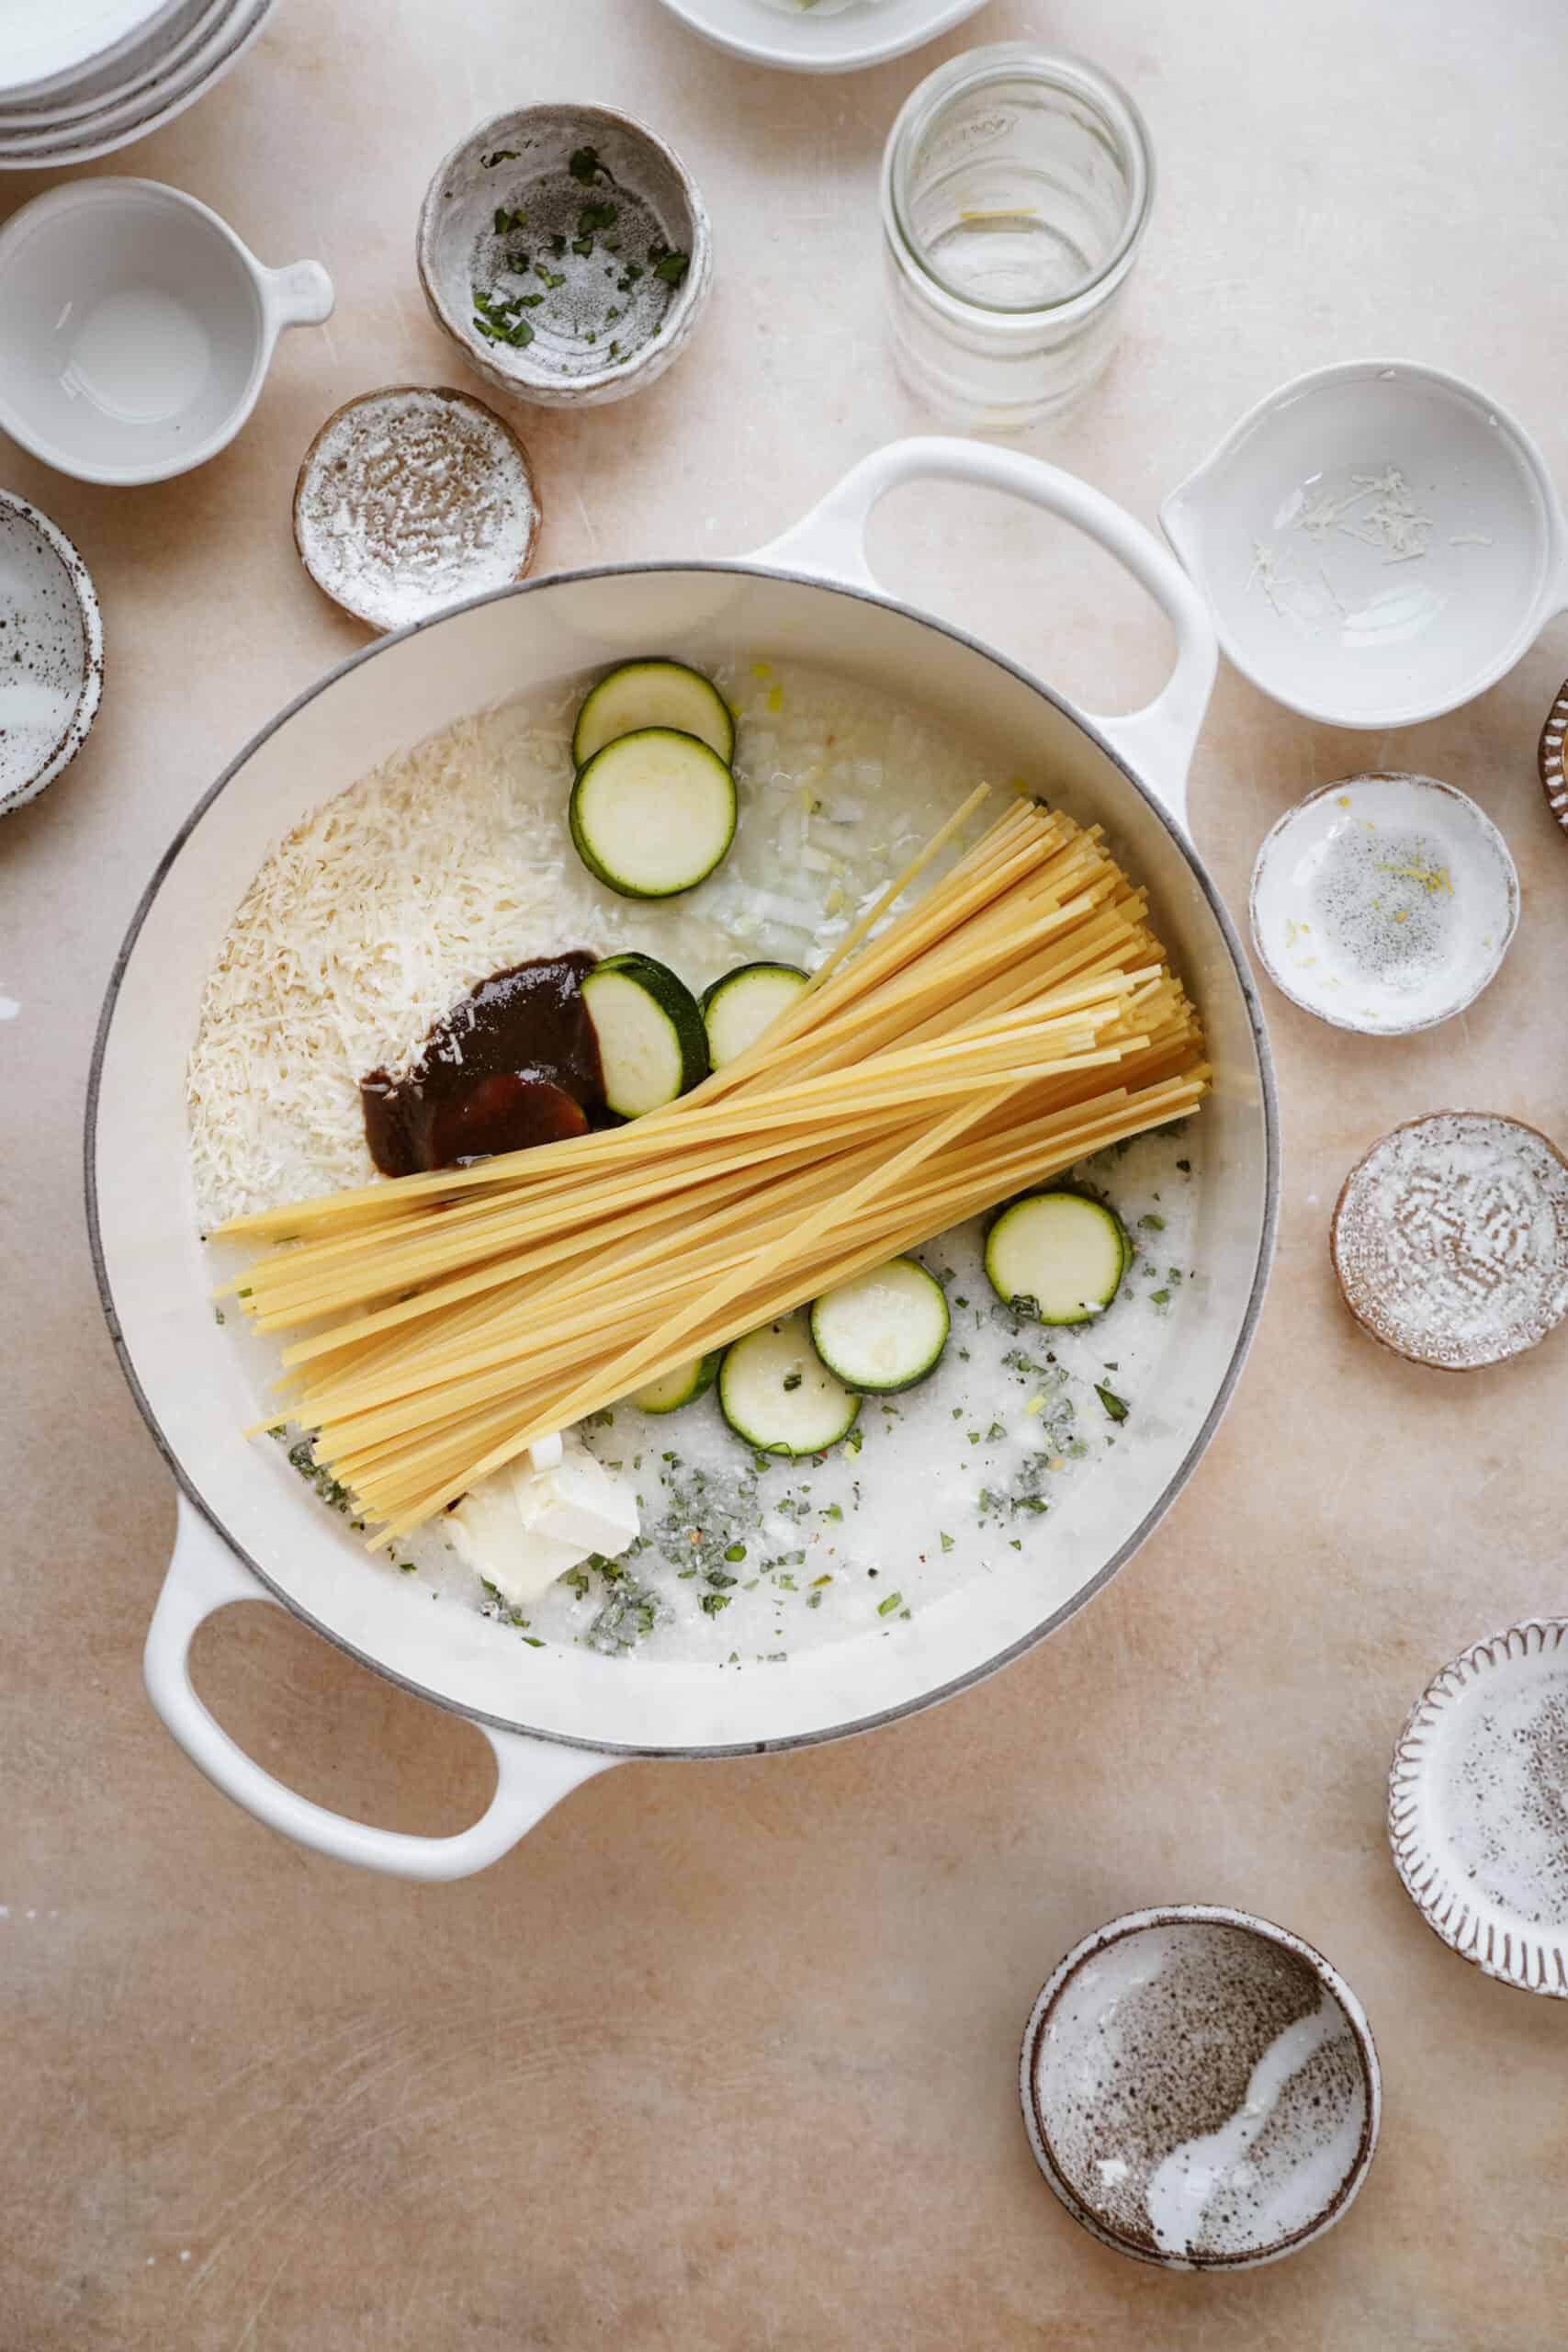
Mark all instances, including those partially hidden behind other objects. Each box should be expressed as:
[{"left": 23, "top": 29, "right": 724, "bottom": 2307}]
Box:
[
  {"left": 807, "top": 1591, "right": 823, "bottom": 1610},
  {"left": 1095, "top": 1382, "right": 1131, "bottom": 1423},
  {"left": 939, "top": 1531, "right": 954, "bottom": 1553},
  {"left": 569, "top": 144, "right": 602, "bottom": 183},
  {"left": 1177, "top": 1158, "right": 1191, "bottom": 1173},
  {"left": 876, "top": 1590, "right": 903, "bottom": 1617},
  {"left": 399, "top": 1560, "right": 418, "bottom": 1574},
  {"left": 1139, "top": 1213, "right": 1166, "bottom": 1232},
  {"left": 550, "top": 232, "right": 567, "bottom": 257},
  {"left": 493, "top": 205, "right": 527, "bottom": 233},
  {"left": 652, "top": 250, "right": 691, "bottom": 285},
  {"left": 1150, "top": 1287, "right": 1172, "bottom": 1306},
  {"left": 535, "top": 265, "right": 567, "bottom": 290},
  {"left": 520, "top": 1634, "right": 546, "bottom": 1648},
  {"left": 783, "top": 1371, "right": 803, "bottom": 1392},
  {"left": 987, "top": 1421, "right": 1006, "bottom": 1442},
  {"left": 705, "top": 1569, "right": 738, "bottom": 1590},
  {"left": 587, "top": 1571, "right": 666, "bottom": 1654},
  {"left": 608, "top": 340, "right": 621, "bottom": 359},
  {"left": 606, "top": 305, "right": 621, "bottom": 322},
  {"left": 811, "top": 1574, "right": 832, "bottom": 1588},
  {"left": 213, "top": 1306, "right": 225, "bottom": 1325},
  {"left": 822, "top": 1503, "right": 843, "bottom": 1521},
  {"left": 571, "top": 234, "right": 594, "bottom": 257},
  {"left": 699, "top": 1591, "right": 731, "bottom": 1617},
  {"left": 563, "top": 1566, "right": 592, "bottom": 1600},
  {"left": 843, "top": 1427, "right": 863, "bottom": 1456},
  {"left": 578, "top": 200, "right": 618, "bottom": 234},
  {"left": 723, "top": 1541, "right": 747, "bottom": 1562},
  {"left": 1012, "top": 1496, "right": 1048, "bottom": 1515},
  {"left": 480, "top": 149, "right": 520, "bottom": 167}
]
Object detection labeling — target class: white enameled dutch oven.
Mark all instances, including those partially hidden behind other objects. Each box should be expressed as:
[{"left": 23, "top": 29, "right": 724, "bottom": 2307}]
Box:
[{"left": 87, "top": 438, "right": 1279, "bottom": 1880}]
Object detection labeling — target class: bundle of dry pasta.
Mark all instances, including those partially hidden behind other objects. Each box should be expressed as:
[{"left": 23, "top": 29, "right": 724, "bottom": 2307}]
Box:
[{"left": 219, "top": 790, "right": 1209, "bottom": 1543}]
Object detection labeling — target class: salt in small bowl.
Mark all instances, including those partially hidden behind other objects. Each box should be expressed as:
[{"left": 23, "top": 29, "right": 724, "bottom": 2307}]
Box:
[
  {"left": 1020, "top": 1904, "right": 1380, "bottom": 2270},
  {"left": 1249, "top": 772, "right": 1518, "bottom": 1035},
  {"left": 0, "top": 489, "right": 103, "bottom": 816},
  {"left": 417, "top": 105, "right": 711, "bottom": 412},
  {"left": 1390, "top": 1621, "right": 1568, "bottom": 1996}
]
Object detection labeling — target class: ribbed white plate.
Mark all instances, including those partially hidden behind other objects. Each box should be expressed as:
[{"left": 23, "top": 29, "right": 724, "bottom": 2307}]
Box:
[
  {"left": 0, "top": 0, "right": 220, "bottom": 129},
  {"left": 1389, "top": 1621, "right": 1568, "bottom": 1996},
  {"left": 0, "top": 0, "right": 269, "bottom": 164},
  {"left": 0, "top": 0, "right": 180, "bottom": 101}
]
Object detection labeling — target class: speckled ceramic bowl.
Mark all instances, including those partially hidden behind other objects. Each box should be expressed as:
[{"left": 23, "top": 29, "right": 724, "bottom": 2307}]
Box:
[
  {"left": 1390, "top": 1622, "right": 1568, "bottom": 1996},
  {"left": 0, "top": 489, "right": 103, "bottom": 815},
  {"left": 417, "top": 105, "right": 711, "bottom": 412},
  {"left": 1538, "top": 678, "right": 1568, "bottom": 842},
  {"left": 1020, "top": 1905, "right": 1380, "bottom": 2270},
  {"left": 1250, "top": 773, "right": 1518, "bottom": 1035}
]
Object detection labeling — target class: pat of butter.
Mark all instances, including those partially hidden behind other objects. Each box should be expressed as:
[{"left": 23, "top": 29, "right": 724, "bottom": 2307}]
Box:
[
  {"left": 448, "top": 1432, "right": 639, "bottom": 1608},
  {"left": 517, "top": 1443, "right": 640, "bottom": 1555}
]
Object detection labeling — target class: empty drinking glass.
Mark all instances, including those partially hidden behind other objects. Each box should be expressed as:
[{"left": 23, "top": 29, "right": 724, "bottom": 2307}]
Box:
[{"left": 881, "top": 45, "right": 1155, "bottom": 434}]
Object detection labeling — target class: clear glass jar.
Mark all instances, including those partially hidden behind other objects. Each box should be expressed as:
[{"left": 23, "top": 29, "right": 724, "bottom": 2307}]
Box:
[{"left": 881, "top": 45, "right": 1155, "bottom": 435}]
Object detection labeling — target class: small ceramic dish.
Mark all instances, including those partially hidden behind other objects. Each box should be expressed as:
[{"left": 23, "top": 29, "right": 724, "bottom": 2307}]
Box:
[
  {"left": 1161, "top": 359, "right": 1568, "bottom": 729},
  {"left": 1390, "top": 1622, "right": 1568, "bottom": 1996},
  {"left": 1020, "top": 1905, "right": 1380, "bottom": 2270},
  {"left": 293, "top": 385, "right": 541, "bottom": 634},
  {"left": 0, "top": 176, "right": 330, "bottom": 485},
  {"left": 0, "top": 490, "right": 104, "bottom": 817},
  {"left": 0, "top": 0, "right": 273, "bottom": 169},
  {"left": 1537, "top": 678, "right": 1568, "bottom": 842},
  {"left": 649, "top": 0, "right": 990, "bottom": 74},
  {"left": 1332, "top": 1112, "right": 1568, "bottom": 1371},
  {"left": 1249, "top": 772, "right": 1518, "bottom": 1035},
  {"left": 417, "top": 106, "right": 710, "bottom": 411}
]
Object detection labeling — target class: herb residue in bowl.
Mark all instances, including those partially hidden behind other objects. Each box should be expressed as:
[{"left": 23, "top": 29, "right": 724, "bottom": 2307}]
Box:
[{"left": 469, "top": 146, "right": 691, "bottom": 373}]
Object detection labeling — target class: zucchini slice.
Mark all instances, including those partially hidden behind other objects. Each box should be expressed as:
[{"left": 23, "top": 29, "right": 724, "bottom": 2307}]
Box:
[
  {"left": 701, "top": 960, "right": 810, "bottom": 1068},
  {"left": 581, "top": 953, "right": 709, "bottom": 1118},
  {"left": 808, "top": 1257, "right": 950, "bottom": 1394},
  {"left": 718, "top": 1316, "right": 860, "bottom": 1456},
  {"left": 570, "top": 729, "right": 737, "bottom": 899},
  {"left": 631, "top": 1351, "right": 722, "bottom": 1414},
  {"left": 572, "top": 659, "right": 736, "bottom": 768},
  {"left": 984, "top": 1191, "right": 1129, "bottom": 1325}
]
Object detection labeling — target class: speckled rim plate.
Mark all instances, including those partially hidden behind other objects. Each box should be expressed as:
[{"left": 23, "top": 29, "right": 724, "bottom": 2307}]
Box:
[
  {"left": 1539, "top": 678, "right": 1568, "bottom": 842},
  {"left": 1019, "top": 1904, "right": 1382, "bottom": 2270},
  {"left": 0, "top": 490, "right": 105, "bottom": 817},
  {"left": 1390, "top": 1621, "right": 1568, "bottom": 1996}
]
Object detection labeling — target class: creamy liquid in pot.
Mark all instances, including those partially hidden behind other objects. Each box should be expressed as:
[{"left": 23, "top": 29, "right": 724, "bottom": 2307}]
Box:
[{"left": 198, "top": 658, "right": 1203, "bottom": 1669}]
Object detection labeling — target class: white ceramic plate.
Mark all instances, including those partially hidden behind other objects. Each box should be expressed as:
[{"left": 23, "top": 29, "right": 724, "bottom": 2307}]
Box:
[
  {"left": 1162, "top": 360, "right": 1568, "bottom": 730},
  {"left": 0, "top": 0, "right": 221, "bottom": 129},
  {"left": 650, "top": 0, "right": 992, "bottom": 74},
  {"left": 0, "top": 0, "right": 270, "bottom": 165},
  {"left": 0, "top": 0, "right": 180, "bottom": 101},
  {"left": 1390, "top": 1623, "right": 1568, "bottom": 1996},
  {"left": 1250, "top": 772, "right": 1518, "bottom": 1035}
]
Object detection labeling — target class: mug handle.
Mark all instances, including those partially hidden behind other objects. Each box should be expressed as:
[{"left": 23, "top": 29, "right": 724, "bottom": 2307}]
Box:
[
  {"left": 143, "top": 1499, "right": 617, "bottom": 1881},
  {"left": 750, "top": 436, "right": 1218, "bottom": 830},
  {"left": 264, "top": 258, "right": 335, "bottom": 330}
]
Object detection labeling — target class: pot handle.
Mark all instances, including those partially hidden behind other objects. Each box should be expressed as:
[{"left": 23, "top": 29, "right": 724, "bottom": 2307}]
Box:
[
  {"left": 143, "top": 1498, "right": 617, "bottom": 1880},
  {"left": 750, "top": 436, "right": 1218, "bottom": 828}
]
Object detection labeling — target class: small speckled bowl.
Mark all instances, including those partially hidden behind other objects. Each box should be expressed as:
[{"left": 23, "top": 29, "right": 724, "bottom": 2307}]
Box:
[
  {"left": 417, "top": 105, "right": 711, "bottom": 411},
  {"left": 292, "top": 384, "right": 541, "bottom": 634},
  {"left": 1250, "top": 772, "right": 1518, "bottom": 1035},
  {"left": 1390, "top": 1622, "right": 1568, "bottom": 1996},
  {"left": 1331, "top": 1111, "right": 1568, "bottom": 1371},
  {"left": 1020, "top": 1905, "right": 1381, "bottom": 2270},
  {"left": 1538, "top": 677, "right": 1568, "bottom": 842},
  {"left": 0, "top": 489, "right": 103, "bottom": 816}
]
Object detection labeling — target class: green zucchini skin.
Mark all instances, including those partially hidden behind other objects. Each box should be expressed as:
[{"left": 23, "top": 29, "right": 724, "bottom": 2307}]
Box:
[
  {"left": 701, "top": 960, "right": 811, "bottom": 1068},
  {"left": 572, "top": 659, "right": 736, "bottom": 768},
  {"left": 632, "top": 1351, "right": 722, "bottom": 1414},
  {"left": 581, "top": 952, "right": 709, "bottom": 1117},
  {"left": 808, "top": 1258, "right": 950, "bottom": 1393},
  {"left": 570, "top": 728, "right": 737, "bottom": 899}
]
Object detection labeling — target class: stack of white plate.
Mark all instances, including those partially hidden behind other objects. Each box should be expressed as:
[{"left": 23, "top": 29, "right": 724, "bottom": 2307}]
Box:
[{"left": 0, "top": 0, "right": 276, "bottom": 168}]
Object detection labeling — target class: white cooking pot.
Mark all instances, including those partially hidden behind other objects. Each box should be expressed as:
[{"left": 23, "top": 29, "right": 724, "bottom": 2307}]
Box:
[{"left": 88, "top": 438, "right": 1279, "bottom": 1880}]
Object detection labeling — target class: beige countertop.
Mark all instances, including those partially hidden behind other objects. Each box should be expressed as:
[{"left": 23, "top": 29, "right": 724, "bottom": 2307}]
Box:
[{"left": 5, "top": 2, "right": 1568, "bottom": 2345}]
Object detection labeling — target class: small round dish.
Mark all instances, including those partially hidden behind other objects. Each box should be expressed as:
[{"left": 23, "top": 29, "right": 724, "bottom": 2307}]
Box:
[
  {"left": 1390, "top": 1622, "right": 1568, "bottom": 1996},
  {"left": 0, "top": 490, "right": 104, "bottom": 817},
  {"left": 293, "top": 386, "right": 541, "bottom": 634},
  {"left": 1332, "top": 1112, "right": 1568, "bottom": 1371},
  {"left": 649, "top": 0, "right": 991, "bottom": 74},
  {"left": 1020, "top": 1905, "right": 1380, "bottom": 2270},
  {"left": 1249, "top": 772, "right": 1518, "bottom": 1035},
  {"left": 1538, "top": 678, "right": 1568, "bottom": 842},
  {"left": 417, "top": 105, "right": 710, "bottom": 411},
  {"left": 1161, "top": 359, "right": 1568, "bottom": 729}
]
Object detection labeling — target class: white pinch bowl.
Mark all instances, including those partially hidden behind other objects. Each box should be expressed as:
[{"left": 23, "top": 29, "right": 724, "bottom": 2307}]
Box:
[
  {"left": 1021, "top": 1905, "right": 1380, "bottom": 2270},
  {"left": 649, "top": 0, "right": 990, "bottom": 74},
  {"left": 1162, "top": 359, "right": 1568, "bottom": 729},
  {"left": 1390, "top": 1622, "right": 1568, "bottom": 1996},
  {"left": 418, "top": 105, "right": 710, "bottom": 412},
  {"left": 0, "top": 177, "right": 331, "bottom": 485},
  {"left": 1249, "top": 771, "right": 1519, "bottom": 1035},
  {"left": 0, "top": 490, "right": 104, "bottom": 816}
]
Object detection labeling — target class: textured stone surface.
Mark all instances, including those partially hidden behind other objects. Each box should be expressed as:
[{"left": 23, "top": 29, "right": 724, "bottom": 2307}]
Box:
[{"left": 4, "top": 1, "right": 1568, "bottom": 2345}]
